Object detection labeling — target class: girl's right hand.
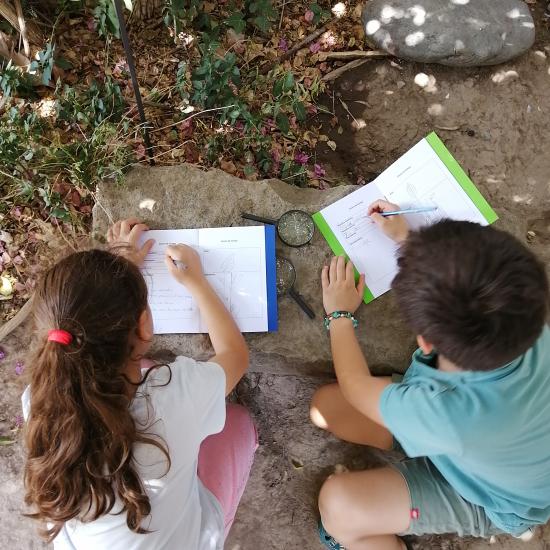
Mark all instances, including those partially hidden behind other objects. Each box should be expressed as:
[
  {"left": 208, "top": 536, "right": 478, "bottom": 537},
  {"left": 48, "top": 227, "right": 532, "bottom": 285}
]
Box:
[
  {"left": 368, "top": 199, "right": 410, "bottom": 243},
  {"left": 164, "top": 244, "right": 206, "bottom": 291}
]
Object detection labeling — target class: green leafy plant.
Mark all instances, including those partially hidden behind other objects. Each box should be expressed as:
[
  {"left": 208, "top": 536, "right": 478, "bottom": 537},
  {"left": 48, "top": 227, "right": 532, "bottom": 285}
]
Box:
[
  {"left": 271, "top": 71, "right": 308, "bottom": 129},
  {"left": 175, "top": 61, "right": 190, "bottom": 99},
  {"left": 164, "top": 0, "right": 206, "bottom": 36},
  {"left": 191, "top": 37, "right": 243, "bottom": 110},
  {"left": 93, "top": 0, "right": 120, "bottom": 38},
  {"left": 1, "top": 82, "right": 133, "bottom": 223},
  {"left": 0, "top": 61, "right": 34, "bottom": 98},
  {"left": 308, "top": 3, "right": 330, "bottom": 25},
  {"left": 224, "top": 10, "right": 246, "bottom": 34},
  {"left": 56, "top": 77, "right": 126, "bottom": 127},
  {"left": 29, "top": 43, "right": 56, "bottom": 86},
  {"left": 246, "top": 0, "right": 277, "bottom": 33}
]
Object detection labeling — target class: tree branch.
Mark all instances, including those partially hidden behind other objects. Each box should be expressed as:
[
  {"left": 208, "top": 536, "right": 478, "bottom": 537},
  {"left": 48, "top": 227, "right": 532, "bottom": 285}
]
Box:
[
  {"left": 14, "top": 0, "right": 29, "bottom": 57},
  {"left": 318, "top": 50, "right": 389, "bottom": 61},
  {"left": 0, "top": 30, "right": 30, "bottom": 67},
  {"left": 322, "top": 59, "right": 370, "bottom": 82},
  {"left": 0, "top": 0, "right": 43, "bottom": 46}
]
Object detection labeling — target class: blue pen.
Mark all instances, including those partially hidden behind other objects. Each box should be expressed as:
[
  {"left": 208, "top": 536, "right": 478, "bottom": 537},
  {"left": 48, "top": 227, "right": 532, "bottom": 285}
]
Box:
[{"left": 380, "top": 206, "right": 438, "bottom": 217}]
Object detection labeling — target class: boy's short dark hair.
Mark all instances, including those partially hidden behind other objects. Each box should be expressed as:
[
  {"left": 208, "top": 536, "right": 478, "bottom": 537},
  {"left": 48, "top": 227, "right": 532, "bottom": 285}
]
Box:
[{"left": 392, "top": 220, "right": 549, "bottom": 371}]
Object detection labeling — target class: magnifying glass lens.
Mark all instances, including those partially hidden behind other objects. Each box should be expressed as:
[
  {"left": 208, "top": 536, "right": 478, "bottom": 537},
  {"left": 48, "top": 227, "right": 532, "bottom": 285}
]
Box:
[
  {"left": 278, "top": 210, "right": 315, "bottom": 246},
  {"left": 276, "top": 257, "right": 295, "bottom": 295}
]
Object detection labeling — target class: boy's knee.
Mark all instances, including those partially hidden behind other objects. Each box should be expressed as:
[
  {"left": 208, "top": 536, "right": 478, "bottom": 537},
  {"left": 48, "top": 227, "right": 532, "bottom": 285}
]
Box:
[
  {"left": 309, "top": 385, "right": 331, "bottom": 430},
  {"left": 318, "top": 474, "right": 351, "bottom": 535}
]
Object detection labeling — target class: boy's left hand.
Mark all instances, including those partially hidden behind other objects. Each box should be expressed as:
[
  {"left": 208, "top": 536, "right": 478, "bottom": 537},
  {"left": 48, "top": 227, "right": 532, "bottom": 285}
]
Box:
[
  {"left": 322, "top": 256, "right": 365, "bottom": 315},
  {"left": 107, "top": 218, "right": 154, "bottom": 267}
]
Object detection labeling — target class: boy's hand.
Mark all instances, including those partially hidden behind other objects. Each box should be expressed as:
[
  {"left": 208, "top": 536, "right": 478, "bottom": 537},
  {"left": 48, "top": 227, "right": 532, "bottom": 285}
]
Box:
[
  {"left": 368, "top": 200, "right": 409, "bottom": 243},
  {"left": 322, "top": 256, "right": 365, "bottom": 314},
  {"left": 165, "top": 244, "right": 206, "bottom": 291},
  {"left": 107, "top": 218, "right": 154, "bottom": 267}
]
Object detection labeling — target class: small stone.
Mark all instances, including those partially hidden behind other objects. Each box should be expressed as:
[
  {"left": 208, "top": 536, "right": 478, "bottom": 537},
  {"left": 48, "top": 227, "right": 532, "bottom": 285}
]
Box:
[
  {"left": 0, "top": 276, "right": 13, "bottom": 297},
  {"left": 351, "top": 119, "right": 367, "bottom": 132},
  {"left": 427, "top": 103, "right": 443, "bottom": 116},
  {"left": 396, "top": 80, "right": 406, "bottom": 89},
  {"left": 0, "top": 230, "right": 12, "bottom": 244},
  {"left": 526, "top": 230, "right": 536, "bottom": 242},
  {"left": 362, "top": 0, "right": 535, "bottom": 67},
  {"left": 414, "top": 72, "right": 430, "bottom": 88}
]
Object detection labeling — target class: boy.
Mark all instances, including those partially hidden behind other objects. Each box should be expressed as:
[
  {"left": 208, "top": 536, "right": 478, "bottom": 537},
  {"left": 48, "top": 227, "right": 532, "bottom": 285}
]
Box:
[{"left": 311, "top": 200, "right": 550, "bottom": 550}]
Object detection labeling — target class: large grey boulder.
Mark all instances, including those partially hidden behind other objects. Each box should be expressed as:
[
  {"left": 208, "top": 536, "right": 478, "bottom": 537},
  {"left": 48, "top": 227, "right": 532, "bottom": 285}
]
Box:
[
  {"left": 362, "top": 0, "right": 535, "bottom": 67},
  {"left": 93, "top": 165, "right": 416, "bottom": 377}
]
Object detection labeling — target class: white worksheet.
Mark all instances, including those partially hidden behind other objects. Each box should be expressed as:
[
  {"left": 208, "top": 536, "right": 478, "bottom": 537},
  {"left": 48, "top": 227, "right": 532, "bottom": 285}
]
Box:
[
  {"left": 316, "top": 136, "right": 494, "bottom": 300},
  {"left": 139, "top": 226, "right": 269, "bottom": 333}
]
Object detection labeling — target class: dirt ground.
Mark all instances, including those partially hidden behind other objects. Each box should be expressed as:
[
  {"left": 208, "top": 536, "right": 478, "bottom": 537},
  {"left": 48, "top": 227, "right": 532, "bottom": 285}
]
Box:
[{"left": 1, "top": 4, "right": 550, "bottom": 550}]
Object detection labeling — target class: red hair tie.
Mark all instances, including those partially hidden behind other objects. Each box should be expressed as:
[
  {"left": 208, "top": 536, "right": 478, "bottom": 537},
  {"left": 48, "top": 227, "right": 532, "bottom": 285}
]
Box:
[{"left": 47, "top": 329, "right": 73, "bottom": 346}]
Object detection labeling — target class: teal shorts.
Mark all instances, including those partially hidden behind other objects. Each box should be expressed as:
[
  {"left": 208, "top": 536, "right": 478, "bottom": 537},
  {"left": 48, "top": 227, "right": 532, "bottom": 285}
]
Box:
[{"left": 390, "top": 456, "right": 506, "bottom": 538}]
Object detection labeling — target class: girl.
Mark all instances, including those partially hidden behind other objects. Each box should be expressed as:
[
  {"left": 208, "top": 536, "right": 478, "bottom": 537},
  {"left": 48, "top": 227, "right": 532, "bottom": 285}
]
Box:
[{"left": 22, "top": 219, "right": 257, "bottom": 549}]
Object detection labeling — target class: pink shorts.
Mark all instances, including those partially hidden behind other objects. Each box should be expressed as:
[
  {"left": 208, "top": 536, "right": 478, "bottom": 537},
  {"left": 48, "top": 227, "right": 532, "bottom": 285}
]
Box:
[{"left": 198, "top": 404, "right": 258, "bottom": 538}]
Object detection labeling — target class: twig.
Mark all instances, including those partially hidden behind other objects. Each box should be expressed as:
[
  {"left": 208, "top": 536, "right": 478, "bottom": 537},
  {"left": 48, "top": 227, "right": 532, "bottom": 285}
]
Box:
[
  {"left": 0, "top": 297, "right": 33, "bottom": 342},
  {"left": 150, "top": 105, "right": 235, "bottom": 133},
  {"left": 14, "top": 0, "right": 29, "bottom": 57},
  {"left": 0, "top": 30, "right": 30, "bottom": 67},
  {"left": 91, "top": 191, "right": 115, "bottom": 226},
  {"left": 322, "top": 59, "right": 369, "bottom": 82},
  {"left": 278, "top": 0, "right": 286, "bottom": 30},
  {"left": 260, "top": 24, "right": 328, "bottom": 75},
  {"left": 53, "top": 221, "right": 78, "bottom": 253},
  {"left": 0, "top": 0, "right": 43, "bottom": 46},
  {"left": 338, "top": 97, "right": 358, "bottom": 124},
  {"left": 318, "top": 50, "right": 389, "bottom": 61}
]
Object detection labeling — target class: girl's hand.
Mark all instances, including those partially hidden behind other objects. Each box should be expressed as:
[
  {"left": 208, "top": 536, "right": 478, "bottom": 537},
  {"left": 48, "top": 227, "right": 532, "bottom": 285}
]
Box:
[
  {"left": 107, "top": 218, "right": 154, "bottom": 267},
  {"left": 368, "top": 200, "right": 410, "bottom": 243},
  {"left": 322, "top": 256, "right": 365, "bottom": 315},
  {"left": 164, "top": 244, "right": 206, "bottom": 291}
]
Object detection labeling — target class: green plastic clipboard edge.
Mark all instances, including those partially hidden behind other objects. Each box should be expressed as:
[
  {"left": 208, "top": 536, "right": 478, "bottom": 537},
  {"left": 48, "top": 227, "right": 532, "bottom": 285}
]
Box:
[
  {"left": 312, "top": 211, "right": 376, "bottom": 304},
  {"left": 425, "top": 132, "right": 498, "bottom": 224}
]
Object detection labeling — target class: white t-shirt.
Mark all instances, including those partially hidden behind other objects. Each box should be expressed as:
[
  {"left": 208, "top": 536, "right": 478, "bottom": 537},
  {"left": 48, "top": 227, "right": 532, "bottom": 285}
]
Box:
[{"left": 22, "top": 356, "right": 227, "bottom": 550}]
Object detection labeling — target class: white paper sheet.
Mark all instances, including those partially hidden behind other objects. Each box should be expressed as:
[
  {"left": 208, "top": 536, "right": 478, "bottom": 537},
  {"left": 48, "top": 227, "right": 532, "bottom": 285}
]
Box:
[
  {"left": 376, "top": 139, "right": 487, "bottom": 231},
  {"left": 139, "top": 226, "right": 268, "bottom": 334},
  {"left": 318, "top": 138, "right": 490, "bottom": 299}
]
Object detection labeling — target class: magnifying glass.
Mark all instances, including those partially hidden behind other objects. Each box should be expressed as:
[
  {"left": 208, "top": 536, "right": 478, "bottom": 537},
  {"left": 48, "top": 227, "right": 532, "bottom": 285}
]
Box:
[
  {"left": 276, "top": 257, "right": 315, "bottom": 319},
  {"left": 241, "top": 210, "right": 315, "bottom": 247}
]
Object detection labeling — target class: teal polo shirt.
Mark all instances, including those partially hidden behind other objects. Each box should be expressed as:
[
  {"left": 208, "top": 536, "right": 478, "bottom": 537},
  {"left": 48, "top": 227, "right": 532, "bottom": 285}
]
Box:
[{"left": 380, "top": 325, "right": 550, "bottom": 534}]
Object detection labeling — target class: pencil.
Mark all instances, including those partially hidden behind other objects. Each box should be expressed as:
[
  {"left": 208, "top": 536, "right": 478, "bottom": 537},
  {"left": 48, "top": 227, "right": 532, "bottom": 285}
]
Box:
[{"left": 380, "top": 206, "right": 438, "bottom": 217}]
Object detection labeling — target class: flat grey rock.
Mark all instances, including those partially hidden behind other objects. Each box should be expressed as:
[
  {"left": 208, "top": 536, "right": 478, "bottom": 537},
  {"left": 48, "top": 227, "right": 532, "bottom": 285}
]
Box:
[
  {"left": 362, "top": 0, "right": 535, "bottom": 67},
  {"left": 93, "top": 165, "right": 416, "bottom": 377}
]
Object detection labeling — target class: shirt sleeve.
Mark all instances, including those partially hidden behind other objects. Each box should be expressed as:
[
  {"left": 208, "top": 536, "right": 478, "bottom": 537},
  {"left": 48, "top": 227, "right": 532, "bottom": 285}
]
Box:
[
  {"left": 168, "top": 356, "right": 227, "bottom": 441},
  {"left": 380, "top": 381, "right": 463, "bottom": 457}
]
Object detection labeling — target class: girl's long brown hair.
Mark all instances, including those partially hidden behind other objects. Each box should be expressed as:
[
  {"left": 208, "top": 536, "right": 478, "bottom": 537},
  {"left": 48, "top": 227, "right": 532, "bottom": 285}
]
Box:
[{"left": 24, "top": 249, "right": 169, "bottom": 541}]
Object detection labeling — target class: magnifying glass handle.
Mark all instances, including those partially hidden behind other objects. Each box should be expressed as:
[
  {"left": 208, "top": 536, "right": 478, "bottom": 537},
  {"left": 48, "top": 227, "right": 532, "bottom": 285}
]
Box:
[
  {"left": 289, "top": 287, "right": 316, "bottom": 319},
  {"left": 241, "top": 213, "right": 278, "bottom": 225}
]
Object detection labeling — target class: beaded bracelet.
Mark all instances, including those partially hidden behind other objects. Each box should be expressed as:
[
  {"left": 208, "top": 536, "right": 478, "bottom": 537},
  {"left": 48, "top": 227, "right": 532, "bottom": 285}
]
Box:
[{"left": 324, "top": 311, "right": 359, "bottom": 331}]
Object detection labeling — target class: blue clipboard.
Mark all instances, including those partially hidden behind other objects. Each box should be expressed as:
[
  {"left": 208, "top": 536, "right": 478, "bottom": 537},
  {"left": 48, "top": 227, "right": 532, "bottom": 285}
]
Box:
[{"left": 264, "top": 225, "right": 278, "bottom": 332}]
